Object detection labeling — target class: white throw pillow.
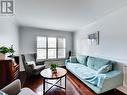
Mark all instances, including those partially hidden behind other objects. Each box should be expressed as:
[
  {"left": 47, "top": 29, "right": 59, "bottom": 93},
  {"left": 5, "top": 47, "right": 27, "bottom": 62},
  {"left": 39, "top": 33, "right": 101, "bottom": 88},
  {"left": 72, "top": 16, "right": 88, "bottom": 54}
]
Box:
[{"left": 27, "top": 61, "right": 36, "bottom": 67}]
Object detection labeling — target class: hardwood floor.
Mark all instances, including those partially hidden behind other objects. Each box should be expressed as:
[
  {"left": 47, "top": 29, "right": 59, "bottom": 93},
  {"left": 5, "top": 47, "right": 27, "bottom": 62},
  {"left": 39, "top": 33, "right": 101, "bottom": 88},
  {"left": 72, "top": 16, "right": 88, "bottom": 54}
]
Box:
[{"left": 20, "top": 71, "right": 126, "bottom": 95}]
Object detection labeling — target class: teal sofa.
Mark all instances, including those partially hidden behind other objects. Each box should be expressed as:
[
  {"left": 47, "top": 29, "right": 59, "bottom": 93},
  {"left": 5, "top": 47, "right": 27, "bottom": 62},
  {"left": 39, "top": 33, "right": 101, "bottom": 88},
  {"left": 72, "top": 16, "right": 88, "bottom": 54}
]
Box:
[{"left": 65, "top": 55, "right": 123, "bottom": 94}]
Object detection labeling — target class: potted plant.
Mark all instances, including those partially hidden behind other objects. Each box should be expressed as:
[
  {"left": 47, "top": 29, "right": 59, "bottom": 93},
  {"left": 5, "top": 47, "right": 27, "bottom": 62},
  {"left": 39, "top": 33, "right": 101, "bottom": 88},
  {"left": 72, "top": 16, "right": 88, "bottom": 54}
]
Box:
[
  {"left": 0, "top": 46, "right": 10, "bottom": 59},
  {"left": 49, "top": 63, "right": 58, "bottom": 74}
]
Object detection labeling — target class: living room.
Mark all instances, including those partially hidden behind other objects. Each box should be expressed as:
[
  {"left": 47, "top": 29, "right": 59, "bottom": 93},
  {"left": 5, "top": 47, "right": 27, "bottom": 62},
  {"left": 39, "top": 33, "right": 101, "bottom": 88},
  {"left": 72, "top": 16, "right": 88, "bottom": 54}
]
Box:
[{"left": 0, "top": 0, "right": 127, "bottom": 95}]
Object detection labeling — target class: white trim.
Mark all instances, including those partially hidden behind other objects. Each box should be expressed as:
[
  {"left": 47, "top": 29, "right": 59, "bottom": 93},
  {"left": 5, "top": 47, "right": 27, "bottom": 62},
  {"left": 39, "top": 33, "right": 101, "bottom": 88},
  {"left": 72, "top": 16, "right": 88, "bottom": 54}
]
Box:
[{"left": 117, "top": 86, "right": 127, "bottom": 94}]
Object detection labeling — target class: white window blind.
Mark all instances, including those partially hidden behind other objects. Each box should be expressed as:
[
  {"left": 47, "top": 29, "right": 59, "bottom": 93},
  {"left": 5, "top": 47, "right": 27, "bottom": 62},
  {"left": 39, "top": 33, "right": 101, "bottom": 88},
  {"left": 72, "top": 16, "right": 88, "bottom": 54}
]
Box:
[{"left": 37, "top": 36, "right": 66, "bottom": 59}]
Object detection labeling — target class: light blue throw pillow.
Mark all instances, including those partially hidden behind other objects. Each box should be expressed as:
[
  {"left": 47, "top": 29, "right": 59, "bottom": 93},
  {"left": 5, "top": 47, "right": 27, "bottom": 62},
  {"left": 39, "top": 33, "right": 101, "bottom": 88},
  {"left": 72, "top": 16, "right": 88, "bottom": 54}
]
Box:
[
  {"left": 97, "top": 64, "right": 112, "bottom": 74},
  {"left": 70, "top": 56, "right": 77, "bottom": 63},
  {"left": 87, "top": 57, "right": 110, "bottom": 70},
  {"left": 76, "top": 55, "right": 87, "bottom": 65}
]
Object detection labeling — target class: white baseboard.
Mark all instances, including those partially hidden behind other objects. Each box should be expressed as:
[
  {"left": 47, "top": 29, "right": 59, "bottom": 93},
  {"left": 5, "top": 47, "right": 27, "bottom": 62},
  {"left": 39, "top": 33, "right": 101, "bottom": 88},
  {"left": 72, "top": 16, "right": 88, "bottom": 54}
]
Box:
[{"left": 117, "top": 86, "right": 127, "bottom": 94}]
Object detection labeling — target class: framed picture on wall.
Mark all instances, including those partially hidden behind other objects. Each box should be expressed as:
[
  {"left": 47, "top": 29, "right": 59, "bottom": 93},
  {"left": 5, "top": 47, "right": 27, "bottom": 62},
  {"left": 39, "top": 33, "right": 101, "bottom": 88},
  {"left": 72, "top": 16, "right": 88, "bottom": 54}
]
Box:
[{"left": 88, "top": 31, "right": 99, "bottom": 45}]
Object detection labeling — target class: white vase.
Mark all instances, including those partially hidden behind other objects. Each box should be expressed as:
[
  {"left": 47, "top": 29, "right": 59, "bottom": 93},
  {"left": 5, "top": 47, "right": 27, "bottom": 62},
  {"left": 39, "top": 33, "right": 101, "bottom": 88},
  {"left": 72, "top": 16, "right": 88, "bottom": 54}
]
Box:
[{"left": 0, "top": 53, "right": 5, "bottom": 60}]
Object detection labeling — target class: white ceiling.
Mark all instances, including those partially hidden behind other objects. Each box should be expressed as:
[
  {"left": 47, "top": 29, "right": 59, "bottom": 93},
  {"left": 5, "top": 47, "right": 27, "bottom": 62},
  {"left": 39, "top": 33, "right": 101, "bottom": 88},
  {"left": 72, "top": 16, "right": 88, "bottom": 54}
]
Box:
[{"left": 15, "top": 0, "right": 127, "bottom": 31}]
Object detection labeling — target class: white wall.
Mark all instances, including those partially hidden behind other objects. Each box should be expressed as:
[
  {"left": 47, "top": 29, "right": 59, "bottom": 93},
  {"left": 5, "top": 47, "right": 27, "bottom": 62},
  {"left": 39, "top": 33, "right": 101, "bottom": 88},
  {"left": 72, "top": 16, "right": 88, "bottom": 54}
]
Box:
[
  {"left": 19, "top": 26, "right": 74, "bottom": 71},
  {"left": 19, "top": 26, "right": 73, "bottom": 54},
  {"left": 0, "top": 18, "right": 19, "bottom": 54},
  {"left": 74, "top": 6, "right": 127, "bottom": 94},
  {"left": 74, "top": 6, "right": 127, "bottom": 64}
]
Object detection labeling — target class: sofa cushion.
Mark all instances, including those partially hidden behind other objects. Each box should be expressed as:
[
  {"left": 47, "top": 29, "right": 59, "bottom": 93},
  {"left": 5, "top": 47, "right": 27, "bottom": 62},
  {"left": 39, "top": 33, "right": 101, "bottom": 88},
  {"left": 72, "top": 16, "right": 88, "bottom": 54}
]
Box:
[
  {"left": 27, "top": 61, "right": 36, "bottom": 67},
  {"left": 97, "top": 64, "right": 112, "bottom": 74},
  {"left": 76, "top": 55, "right": 87, "bottom": 65},
  {"left": 70, "top": 56, "right": 77, "bottom": 63},
  {"left": 87, "top": 57, "right": 110, "bottom": 70},
  {"left": 66, "top": 63, "right": 96, "bottom": 78}
]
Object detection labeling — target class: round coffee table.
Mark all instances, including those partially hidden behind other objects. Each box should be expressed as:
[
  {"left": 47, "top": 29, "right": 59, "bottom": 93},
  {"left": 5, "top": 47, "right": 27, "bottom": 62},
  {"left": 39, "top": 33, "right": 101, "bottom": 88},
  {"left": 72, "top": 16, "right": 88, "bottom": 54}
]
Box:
[{"left": 40, "top": 67, "right": 67, "bottom": 95}]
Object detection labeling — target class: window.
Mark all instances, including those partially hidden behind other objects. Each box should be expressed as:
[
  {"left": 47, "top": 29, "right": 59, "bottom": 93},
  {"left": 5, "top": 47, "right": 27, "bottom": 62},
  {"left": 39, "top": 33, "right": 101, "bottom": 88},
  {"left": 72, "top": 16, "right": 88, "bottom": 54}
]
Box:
[
  {"left": 37, "top": 37, "right": 46, "bottom": 59},
  {"left": 48, "top": 37, "right": 56, "bottom": 59},
  {"left": 37, "top": 36, "right": 66, "bottom": 59},
  {"left": 58, "top": 38, "right": 66, "bottom": 58}
]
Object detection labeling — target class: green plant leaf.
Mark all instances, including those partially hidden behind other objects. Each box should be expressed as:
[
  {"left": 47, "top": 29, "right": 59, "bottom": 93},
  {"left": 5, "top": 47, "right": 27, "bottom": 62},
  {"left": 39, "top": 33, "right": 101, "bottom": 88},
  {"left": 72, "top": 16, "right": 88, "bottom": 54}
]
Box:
[{"left": 49, "top": 63, "right": 58, "bottom": 70}]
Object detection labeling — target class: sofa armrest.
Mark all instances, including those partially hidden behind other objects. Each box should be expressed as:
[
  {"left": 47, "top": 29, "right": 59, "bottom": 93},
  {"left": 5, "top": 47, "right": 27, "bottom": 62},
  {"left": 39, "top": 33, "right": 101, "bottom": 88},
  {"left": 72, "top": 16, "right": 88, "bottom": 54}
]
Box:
[
  {"left": 105, "top": 70, "right": 123, "bottom": 79},
  {"left": 1, "top": 79, "right": 21, "bottom": 95},
  {"left": 65, "top": 59, "right": 70, "bottom": 65}
]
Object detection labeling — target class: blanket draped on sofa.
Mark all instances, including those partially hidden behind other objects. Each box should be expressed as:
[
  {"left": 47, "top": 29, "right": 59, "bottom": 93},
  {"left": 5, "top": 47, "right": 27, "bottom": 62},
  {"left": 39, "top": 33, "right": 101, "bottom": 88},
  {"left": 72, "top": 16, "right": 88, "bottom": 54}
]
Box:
[{"left": 66, "top": 63, "right": 106, "bottom": 88}]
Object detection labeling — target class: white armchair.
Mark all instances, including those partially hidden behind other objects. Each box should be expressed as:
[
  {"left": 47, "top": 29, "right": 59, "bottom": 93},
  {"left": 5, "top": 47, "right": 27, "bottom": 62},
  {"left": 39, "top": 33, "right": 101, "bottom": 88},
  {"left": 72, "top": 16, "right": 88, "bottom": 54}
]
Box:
[{"left": 1, "top": 79, "right": 37, "bottom": 95}]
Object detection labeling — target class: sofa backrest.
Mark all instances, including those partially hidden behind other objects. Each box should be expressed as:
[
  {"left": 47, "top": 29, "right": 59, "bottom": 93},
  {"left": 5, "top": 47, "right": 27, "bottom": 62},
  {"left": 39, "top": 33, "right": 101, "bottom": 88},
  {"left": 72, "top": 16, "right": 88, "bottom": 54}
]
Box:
[
  {"left": 87, "top": 57, "right": 112, "bottom": 70},
  {"left": 76, "top": 55, "right": 88, "bottom": 65},
  {"left": 68, "top": 55, "right": 117, "bottom": 71}
]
